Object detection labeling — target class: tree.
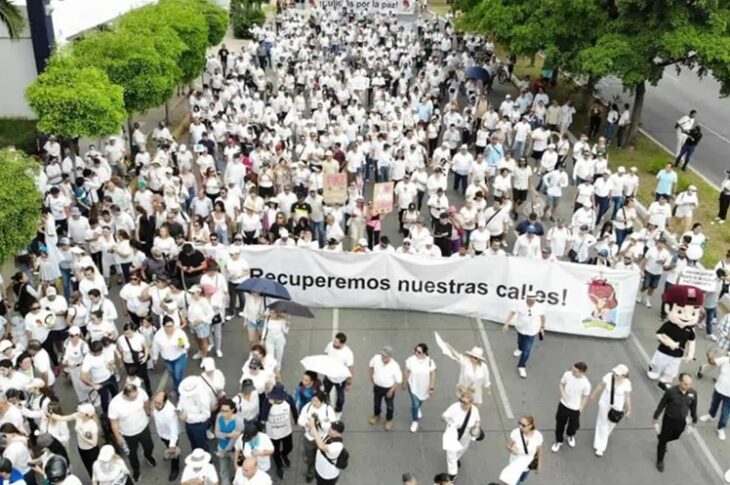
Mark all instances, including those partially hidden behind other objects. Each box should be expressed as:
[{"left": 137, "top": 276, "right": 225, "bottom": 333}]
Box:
[
  {"left": 230, "top": 0, "right": 265, "bottom": 39},
  {"left": 0, "top": 0, "right": 25, "bottom": 39},
  {"left": 577, "top": 0, "right": 730, "bottom": 145},
  {"left": 195, "top": 0, "right": 229, "bottom": 46},
  {"left": 120, "top": 0, "right": 209, "bottom": 85},
  {"left": 25, "top": 55, "right": 126, "bottom": 139},
  {"left": 0, "top": 149, "right": 42, "bottom": 264}
]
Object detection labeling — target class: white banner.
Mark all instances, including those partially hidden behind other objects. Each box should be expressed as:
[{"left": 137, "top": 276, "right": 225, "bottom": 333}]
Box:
[
  {"left": 241, "top": 247, "right": 641, "bottom": 339},
  {"left": 677, "top": 267, "right": 717, "bottom": 293},
  {"left": 314, "top": 0, "right": 416, "bottom": 14}
]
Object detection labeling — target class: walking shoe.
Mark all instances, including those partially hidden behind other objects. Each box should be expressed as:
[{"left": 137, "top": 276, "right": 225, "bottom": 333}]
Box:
[
  {"left": 282, "top": 456, "right": 291, "bottom": 468},
  {"left": 513, "top": 349, "right": 522, "bottom": 357},
  {"left": 551, "top": 442, "right": 562, "bottom": 453},
  {"left": 709, "top": 334, "right": 718, "bottom": 342},
  {"left": 276, "top": 466, "right": 284, "bottom": 479},
  {"left": 645, "top": 297, "right": 652, "bottom": 308},
  {"left": 225, "top": 315, "right": 233, "bottom": 322},
  {"left": 636, "top": 294, "right": 642, "bottom": 303},
  {"left": 656, "top": 460, "right": 664, "bottom": 472},
  {"left": 146, "top": 456, "right": 157, "bottom": 467},
  {"left": 700, "top": 414, "right": 716, "bottom": 422},
  {"left": 206, "top": 430, "right": 215, "bottom": 440},
  {"left": 384, "top": 420, "right": 393, "bottom": 431},
  {"left": 567, "top": 436, "right": 576, "bottom": 448},
  {"left": 216, "top": 349, "right": 223, "bottom": 358},
  {"left": 657, "top": 381, "right": 669, "bottom": 391},
  {"left": 133, "top": 471, "right": 141, "bottom": 482},
  {"left": 208, "top": 342, "right": 215, "bottom": 351},
  {"left": 168, "top": 469, "right": 179, "bottom": 482},
  {"left": 595, "top": 449, "right": 603, "bottom": 457},
  {"left": 238, "top": 311, "right": 246, "bottom": 317},
  {"left": 191, "top": 351, "right": 202, "bottom": 360},
  {"left": 369, "top": 415, "right": 379, "bottom": 425},
  {"left": 719, "top": 429, "right": 726, "bottom": 441},
  {"left": 410, "top": 421, "right": 418, "bottom": 432},
  {"left": 518, "top": 367, "right": 527, "bottom": 378}
]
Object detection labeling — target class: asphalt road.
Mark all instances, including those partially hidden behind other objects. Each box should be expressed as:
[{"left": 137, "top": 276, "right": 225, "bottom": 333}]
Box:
[{"left": 596, "top": 68, "right": 730, "bottom": 186}]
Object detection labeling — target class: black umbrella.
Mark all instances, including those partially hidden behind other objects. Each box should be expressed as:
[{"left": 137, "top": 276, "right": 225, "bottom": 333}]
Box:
[
  {"left": 270, "top": 300, "right": 314, "bottom": 318},
  {"left": 237, "top": 277, "right": 291, "bottom": 300}
]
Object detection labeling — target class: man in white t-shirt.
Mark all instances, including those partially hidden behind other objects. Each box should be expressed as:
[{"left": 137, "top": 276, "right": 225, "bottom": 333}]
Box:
[
  {"left": 503, "top": 293, "right": 546, "bottom": 378},
  {"left": 234, "top": 422, "right": 275, "bottom": 473},
  {"left": 310, "top": 419, "right": 346, "bottom": 485},
  {"left": 323, "top": 333, "right": 354, "bottom": 417},
  {"left": 638, "top": 238, "right": 672, "bottom": 308},
  {"left": 700, "top": 350, "right": 730, "bottom": 440},
  {"left": 232, "top": 457, "right": 272, "bottom": 485},
  {"left": 552, "top": 362, "right": 592, "bottom": 452},
  {"left": 108, "top": 384, "right": 155, "bottom": 481},
  {"left": 369, "top": 346, "right": 403, "bottom": 430}
]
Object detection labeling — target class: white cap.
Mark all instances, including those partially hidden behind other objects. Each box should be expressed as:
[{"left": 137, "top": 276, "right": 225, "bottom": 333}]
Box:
[
  {"left": 280, "top": 228, "right": 289, "bottom": 238},
  {"left": 98, "top": 445, "right": 116, "bottom": 462},
  {"left": 0, "top": 340, "right": 12, "bottom": 353}
]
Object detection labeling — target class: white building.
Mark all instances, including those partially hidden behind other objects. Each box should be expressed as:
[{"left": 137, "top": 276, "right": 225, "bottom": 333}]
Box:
[{"left": 0, "top": 0, "right": 158, "bottom": 117}]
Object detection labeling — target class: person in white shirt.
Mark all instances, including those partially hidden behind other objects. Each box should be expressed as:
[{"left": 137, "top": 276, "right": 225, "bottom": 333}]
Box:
[
  {"left": 638, "top": 238, "right": 672, "bottom": 308},
  {"left": 92, "top": 445, "right": 131, "bottom": 485},
  {"left": 108, "top": 384, "right": 155, "bottom": 481},
  {"left": 151, "top": 317, "right": 190, "bottom": 394},
  {"left": 181, "top": 448, "right": 219, "bottom": 485},
  {"left": 551, "top": 362, "right": 592, "bottom": 452},
  {"left": 441, "top": 385, "right": 482, "bottom": 478},
  {"left": 323, "top": 333, "right": 354, "bottom": 417},
  {"left": 152, "top": 392, "right": 181, "bottom": 482},
  {"left": 403, "top": 343, "right": 436, "bottom": 432},
  {"left": 297, "top": 390, "right": 336, "bottom": 482},
  {"left": 178, "top": 376, "right": 213, "bottom": 453},
  {"left": 501, "top": 415, "right": 544, "bottom": 484},
  {"left": 543, "top": 166, "right": 568, "bottom": 220},
  {"left": 647, "top": 195, "right": 672, "bottom": 232},
  {"left": 675, "top": 110, "right": 696, "bottom": 156},
  {"left": 309, "top": 418, "right": 346, "bottom": 485},
  {"left": 590, "top": 364, "right": 632, "bottom": 456},
  {"left": 512, "top": 227, "right": 542, "bottom": 259},
  {"left": 503, "top": 293, "right": 546, "bottom": 378},
  {"left": 232, "top": 457, "right": 272, "bottom": 485},
  {"left": 80, "top": 340, "right": 117, "bottom": 414},
  {"left": 233, "top": 421, "right": 275, "bottom": 475},
  {"left": 369, "top": 346, "right": 403, "bottom": 430},
  {"left": 546, "top": 219, "right": 571, "bottom": 259}
]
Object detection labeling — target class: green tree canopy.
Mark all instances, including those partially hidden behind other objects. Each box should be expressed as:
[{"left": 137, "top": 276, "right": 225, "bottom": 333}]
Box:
[
  {"left": 73, "top": 29, "right": 181, "bottom": 115},
  {"left": 25, "top": 55, "right": 126, "bottom": 138},
  {"left": 196, "top": 0, "right": 229, "bottom": 46},
  {"left": 0, "top": 149, "right": 42, "bottom": 263}
]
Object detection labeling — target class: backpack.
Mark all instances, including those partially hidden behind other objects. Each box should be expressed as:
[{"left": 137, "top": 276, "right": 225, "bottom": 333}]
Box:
[{"left": 324, "top": 437, "right": 349, "bottom": 470}]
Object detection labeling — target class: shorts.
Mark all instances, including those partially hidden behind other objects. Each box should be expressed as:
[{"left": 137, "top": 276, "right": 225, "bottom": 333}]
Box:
[
  {"left": 247, "top": 320, "right": 265, "bottom": 330},
  {"left": 548, "top": 196, "right": 561, "bottom": 208},
  {"left": 191, "top": 323, "right": 211, "bottom": 338},
  {"left": 648, "top": 350, "right": 681, "bottom": 381},
  {"left": 642, "top": 271, "right": 661, "bottom": 290}
]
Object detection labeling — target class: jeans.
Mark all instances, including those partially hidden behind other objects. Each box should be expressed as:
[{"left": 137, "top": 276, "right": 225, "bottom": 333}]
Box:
[
  {"left": 373, "top": 384, "right": 395, "bottom": 420},
  {"left": 60, "top": 267, "right": 73, "bottom": 301},
  {"left": 164, "top": 354, "right": 188, "bottom": 393},
  {"left": 311, "top": 220, "right": 325, "bottom": 247},
  {"left": 616, "top": 125, "right": 626, "bottom": 148},
  {"left": 217, "top": 449, "right": 233, "bottom": 485},
  {"left": 708, "top": 390, "right": 730, "bottom": 430},
  {"left": 517, "top": 333, "right": 537, "bottom": 368},
  {"left": 512, "top": 140, "right": 525, "bottom": 160},
  {"left": 125, "top": 425, "right": 155, "bottom": 476},
  {"left": 610, "top": 196, "right": 624, "bottom": 220},
  {"left": 453, "top": 173, "right": 468, "bottom": 194},
  {"left": 408, "top": 386, "right": 423, "bottom": 422},
  {"left": 378, "top": 166, "right": 390, "bottom": 183},
  {"left": 97, "top": 375, "right": 119, "bottom": 414},
  {"left": 615, "top": 228, "right": 630, "bottom": 248},
  {"left": 227, "top": 282, "right": 246, "bottom": 315},
  {"left": 186, "top": 421, "right": 210, "bottom": 452},
  {"left": 555, "top": 402, "right": 581, "bottom": 443},
  {"left": 595, "top": 196, "right": 609, "bottom": 223},
  {"left": 706, "top": 307, "right": 717, "bottom": 335},
  {"left": 676, "top": 143, "right": 696, "bottom": 169},
  {"left": 323, "top": 378, "right": 346, "bottom": 412}
]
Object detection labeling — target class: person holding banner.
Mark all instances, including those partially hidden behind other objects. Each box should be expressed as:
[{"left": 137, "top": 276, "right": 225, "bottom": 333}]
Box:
[{"left": 503, "top": 292, "right": 546, "bottom": 378}]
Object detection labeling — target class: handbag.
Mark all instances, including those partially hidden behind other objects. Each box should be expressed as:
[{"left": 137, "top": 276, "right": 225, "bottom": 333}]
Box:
[
  {"left": 607, "top": 374, "right": 625, "bottom": 423},
  {"left": 123, "top": 336, "right": 142, "bottom": 365},
  {"left": 519, "top": 430, "right": 539, "bottom": 470},
  {"left": 211, "top": 314, "right": 223, "bottom": 325}
]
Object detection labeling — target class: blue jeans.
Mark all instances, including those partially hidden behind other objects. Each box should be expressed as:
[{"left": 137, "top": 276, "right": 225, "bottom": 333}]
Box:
[
  {"left": 453, "top": 173, "right": 468, "bottom": 194},
  {"left": 706, "top": 307, "right": 718, "bottom": 335},
  {"left": 408, "top": 386, "right": 423, "bottom": 422},
  {"left": 186, "top": 421, "right": 210, "bottom": 452},
  {"left": 517, "top": 333, "right": 537, "bottom": 368},
  {"left": 709, "top": 390, "right": 730, "bottom": 430},
  {"left": 164, "top": 354, "right": 188, "bottom": 393},
  {"left": 378, "top": 166, "right": 390, "bottom": 183},
  {"left": 323, "top": 378, "right": 346, "bottom": 412},
  {"left": 595, "top": 196, "right": 609, "bottom": 223},
  {"left": 518, "top": 470, "right": 531, "bottom": 483},
  {"left": 311, "top": 221, "right": 325, "bottom": 247},
  {"left": 610, "top": 196, "right": 624, "bottom": 220},
  {"left": 512, "top": 140, "right": 525, "bottom": 159},
  {"left": 605, "top": 123, "right": 614, "bottom": 142},
  {"left": 60, "top": 267, "right": 73, "bottom": 301},
  {"left": 615, "top": 228, "right": 629, "bottom": 248}
]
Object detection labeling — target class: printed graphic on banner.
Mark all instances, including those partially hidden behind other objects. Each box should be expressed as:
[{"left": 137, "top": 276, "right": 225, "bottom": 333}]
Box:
[
  {"left": 240, "top": 247, "right": 641, "bottom": 338},
  {"left": 677, "top": 267, "right": 717, "bottom": 292},
  {"left": 582, "top": 278, "right": 619, "bottom": 331},
  {"left": 323, "top": 173, "right": 348, "bottom": 204},
  {"left": 373, "top": 182, "right": 394, "bottom": 214}
]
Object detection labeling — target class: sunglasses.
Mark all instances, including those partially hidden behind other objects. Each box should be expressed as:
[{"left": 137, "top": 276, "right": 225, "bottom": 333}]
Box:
[{"left": 31, "top": 306, "right": 40, "bottom": 311}]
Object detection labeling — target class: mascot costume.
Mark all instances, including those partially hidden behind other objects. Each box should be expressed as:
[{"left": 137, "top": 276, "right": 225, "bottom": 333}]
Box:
[{"left": 647, "top": 284, "right": 704, "bottom": 389}]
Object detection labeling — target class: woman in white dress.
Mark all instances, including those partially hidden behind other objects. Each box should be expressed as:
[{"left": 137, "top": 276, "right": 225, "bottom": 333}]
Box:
[
  {"left": 590, "top": 364, "right": 632, "bottom": 456},
  {"left": 438, "top": 336, "right": 492, "bottom": 406}
]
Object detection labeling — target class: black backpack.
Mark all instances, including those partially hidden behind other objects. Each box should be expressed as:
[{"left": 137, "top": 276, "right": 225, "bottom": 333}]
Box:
[{"left": 324, "top": 437, "right": 349, "bottom": 470}]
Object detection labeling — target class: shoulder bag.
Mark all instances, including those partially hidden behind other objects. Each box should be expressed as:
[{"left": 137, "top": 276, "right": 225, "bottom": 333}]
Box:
[
  {"left": 519, "top": 430, "right": 539, "bottom": 470},
  {"left": 607, "top": 374, "right": 625, "bottom": 423}
]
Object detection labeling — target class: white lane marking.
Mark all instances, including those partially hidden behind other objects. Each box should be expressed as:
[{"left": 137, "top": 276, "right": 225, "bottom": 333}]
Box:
[
  {"left": 664, "top": 72, "right": 679, "bottom": 82},
  {"left": 332, "top": 308, "right": 339, "bottom": 337},
  {"left": 476, "top": 318, "right": 514, "bottom": 419},
  {"left": 630, "top": 333, "right": 725, "bottom": 479},
  {"left": 638, "top": 128, "right": 720, "bottom": 191},
  {"left": 697, "top": 123, "right": 730, "bottom": 146}
]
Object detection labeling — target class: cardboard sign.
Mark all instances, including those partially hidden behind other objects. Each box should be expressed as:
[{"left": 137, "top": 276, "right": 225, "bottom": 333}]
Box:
[
  {"left": 373, "top": 182, "right": 394, "bottom": 214},
  {"left": 324, "top": 173, "right": 348, "bottom": 204},
  {"left": 677, "top": 267, "right": 717, "bottom": 293}
]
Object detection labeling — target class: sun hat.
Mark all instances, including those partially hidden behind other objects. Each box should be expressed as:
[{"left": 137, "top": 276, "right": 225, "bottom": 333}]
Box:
[
  {"left": 465, "top": 347, "right": 486, "bottom": 361},
  {"left": 184, "top": 448, "right": 212, "bottom": 468},
  {"left": 612, "top": 364, "right": 629, "bottom": 377}
]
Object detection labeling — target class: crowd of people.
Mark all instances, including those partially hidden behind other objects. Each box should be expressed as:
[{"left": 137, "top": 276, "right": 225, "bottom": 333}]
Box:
[{"left": 2, "top": 3, "right": 730, "bottom": 485}]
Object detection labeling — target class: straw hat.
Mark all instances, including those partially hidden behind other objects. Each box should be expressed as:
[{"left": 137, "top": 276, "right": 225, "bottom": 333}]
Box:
[
  {"left": 184, "top": 448, "right": 211, "bottom": 468},
  {"left": 465, "top": 347, "right": 486, "bottom": 362}
]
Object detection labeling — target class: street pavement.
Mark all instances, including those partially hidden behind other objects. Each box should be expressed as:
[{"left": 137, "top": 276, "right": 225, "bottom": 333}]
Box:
[{"left": 596, "top": 68, "right": 730, "bottom": 186}]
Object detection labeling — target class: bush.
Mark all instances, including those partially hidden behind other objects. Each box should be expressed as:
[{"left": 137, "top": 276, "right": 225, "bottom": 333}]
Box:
[
  {"left": 231, "top": 0, "right": 265, "bottom": 39},
  {"left": 196, "top": 0, "right": 229, "bottom": 46}
]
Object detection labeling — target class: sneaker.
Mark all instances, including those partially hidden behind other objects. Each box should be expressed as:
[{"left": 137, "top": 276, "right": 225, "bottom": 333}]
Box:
[
  {"left": 656, "top": 460, "right": 664, "bottom": 472},
  {"left": 567, "top": 436, "right": 576, "bottom": 448},
  {"left": 206, "top": 430, "right": 215, "bottom": 440},
  {"left": 595, "top": 449, "right": 604, "bottom": 457},
  {"left": 282, "top": 456, "right": 291, "bottom": 468},
  {"left": 645, "top": 297, "right": 652, "bottom": 308},
  {"left": 518, "top": 367, "right": 527, "bottom": 378},
  {"left": 410, "top": 421, "right": 418, "bottom": 432},
  {"left": 225, "top": 315, "right": 233, "bottom": 322},
  {"left": 551, "top": 442, "right": 562, "bottom": 453},
  {"left": 369, "top": 415, "right": 379, "bottom": 425},
  {"left": 168, "top": 469, "right": 179, "bottom": 482},
  {"left": 700, "top": 414, "right": 716, "bottom": 423},
  {"left": 513, "top": 349, "right": 522, "bottom": 357},
  {"left": 146, "top": 456, "right": 157, "bottom": 467},
  {"left": 636, "top": 294, "right": 642, "bottom": 303},
  {"left": 191, "top": 352, "right": 202, "bottom": 360},
  {"left": 216, "top": 349, "right": 223, "bottom": 358},
  {"left": 384, "top": 420, "right": 393, "bottom": 431},
  {"left": 238, "top": 311, "right": 246, "bottom": 317},
  {"left": 719, "top": 429, "right": 726, "bottom": 441},
  {"left": 709, "top": 334, "right": 718, "bottom": 342}
]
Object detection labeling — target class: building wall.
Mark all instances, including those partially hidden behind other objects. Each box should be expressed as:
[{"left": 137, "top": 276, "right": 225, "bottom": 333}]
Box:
[
  {"left": 0, "top": 33, "right": 37, "bottom": 118},
  {"left": 51, "top": 0, "right": 158, "bottom": 43}
]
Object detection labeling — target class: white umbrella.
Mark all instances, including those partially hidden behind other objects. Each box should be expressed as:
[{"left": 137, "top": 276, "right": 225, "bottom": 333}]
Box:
[{"left": 300, "top": 355, "right": 351, "bottom": 381}]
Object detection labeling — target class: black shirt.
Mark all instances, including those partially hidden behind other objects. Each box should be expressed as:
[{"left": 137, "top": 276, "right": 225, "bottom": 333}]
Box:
[
  {"left": 653, "top": 385, "right": 698, "bottom": 423},
  {"left": 656, "top": 321, "right": 695, "bottom": 358},
  {"left": 515, "top": 220, "right": 545, "bottom": 236},
  {"left": 178, "top": 250, "right": 206, "bottom": 278}
]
